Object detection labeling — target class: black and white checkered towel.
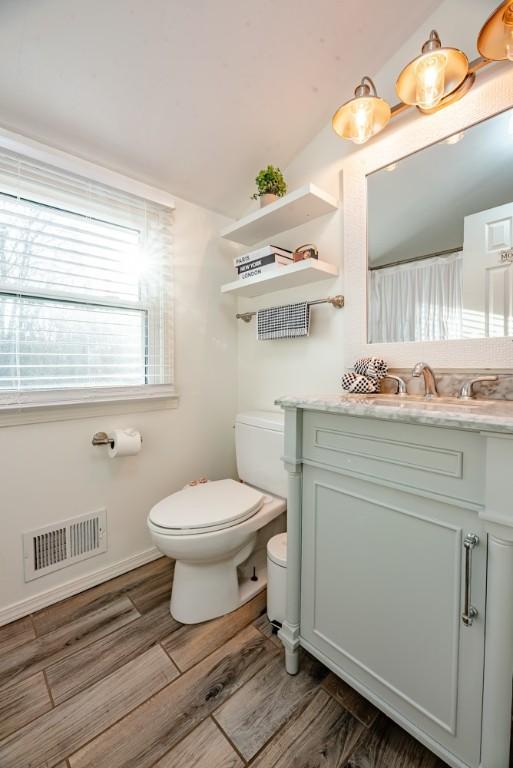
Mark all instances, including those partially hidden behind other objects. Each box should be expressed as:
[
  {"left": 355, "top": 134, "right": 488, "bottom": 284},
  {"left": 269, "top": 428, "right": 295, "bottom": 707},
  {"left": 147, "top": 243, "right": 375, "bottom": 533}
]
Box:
[
  {"left": 257, "top": 301, "right": 310, "bottom": 340},
  {"left": 341, "top": 356, "right": 389, "bottom": 394},
  {"left": 353, "top": 357, "right": 388, "bottom": 380},
  {"left": 341, "top": 372, "right": 380, "bottom": 393}
]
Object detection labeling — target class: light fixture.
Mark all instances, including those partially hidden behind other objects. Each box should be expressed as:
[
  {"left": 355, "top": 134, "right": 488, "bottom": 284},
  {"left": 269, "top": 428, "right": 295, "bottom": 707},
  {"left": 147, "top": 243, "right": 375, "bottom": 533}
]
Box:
[
  {"left": 385, "top": 162, "right": 398, "bottom": 172},
  {"left": 332, "top": 3, "right": 513, "bottom": 143},
  {"left": 445, "top": 131, "right": 465, "bottom": 145},
  {"left": 396, "top": 31, "right": 469, "bottom": 111},
  {"left": 478, "top": 1, "right": 513, "bottom": 61},
  {"left": 332, "top": 77, "right": 391, "bottom": 145}
]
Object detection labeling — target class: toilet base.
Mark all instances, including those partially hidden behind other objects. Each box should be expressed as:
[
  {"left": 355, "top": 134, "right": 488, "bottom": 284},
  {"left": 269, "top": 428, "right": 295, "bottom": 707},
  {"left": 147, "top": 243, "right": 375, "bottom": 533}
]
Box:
[{"left": 170, "top": 539, "right": 267, "bottom": 624}]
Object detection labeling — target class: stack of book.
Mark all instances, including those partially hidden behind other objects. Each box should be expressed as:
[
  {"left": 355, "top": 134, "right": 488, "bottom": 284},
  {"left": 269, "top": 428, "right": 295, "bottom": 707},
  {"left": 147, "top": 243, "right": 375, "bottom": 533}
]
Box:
[{"left": 234, "top": 245, "right": 293, "bottom": 281}]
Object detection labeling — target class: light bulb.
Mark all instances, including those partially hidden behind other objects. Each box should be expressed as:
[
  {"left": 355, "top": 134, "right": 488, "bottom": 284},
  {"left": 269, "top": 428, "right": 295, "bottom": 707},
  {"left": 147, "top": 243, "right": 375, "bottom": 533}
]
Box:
[
  {"left": 349, "top": 99, "right": 373, "bottom": 145},
  {"left": 504, "top": 6, "right": 513, "bottom": 61},
  {"left": 478, "top": 3, "right": 513, "bottom": 62},
  {"left": 414, "top": 52, "right": 447, "bottom": 109},
  {"left": 332, "top": 77, "right": 391, "bottom": 143}
]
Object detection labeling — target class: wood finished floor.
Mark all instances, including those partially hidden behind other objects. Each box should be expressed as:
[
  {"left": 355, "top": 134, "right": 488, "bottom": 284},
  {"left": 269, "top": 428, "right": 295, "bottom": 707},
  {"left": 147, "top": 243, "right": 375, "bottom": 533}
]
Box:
[{"left": 0, "top": 557, "right": 450, "bottom": 768}]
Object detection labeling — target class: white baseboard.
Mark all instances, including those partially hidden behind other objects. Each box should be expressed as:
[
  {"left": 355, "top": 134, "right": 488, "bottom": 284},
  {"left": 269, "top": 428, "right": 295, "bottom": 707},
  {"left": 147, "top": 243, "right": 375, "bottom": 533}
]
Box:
[{"left": 0, "top": 547, "right": 162, "bottom": 627}]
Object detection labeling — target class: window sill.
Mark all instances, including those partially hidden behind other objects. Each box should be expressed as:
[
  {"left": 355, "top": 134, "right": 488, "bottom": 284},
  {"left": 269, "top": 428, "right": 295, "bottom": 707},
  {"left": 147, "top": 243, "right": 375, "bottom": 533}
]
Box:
[{"left": 0, "top": 385, "right": 179, "bottom": 427}]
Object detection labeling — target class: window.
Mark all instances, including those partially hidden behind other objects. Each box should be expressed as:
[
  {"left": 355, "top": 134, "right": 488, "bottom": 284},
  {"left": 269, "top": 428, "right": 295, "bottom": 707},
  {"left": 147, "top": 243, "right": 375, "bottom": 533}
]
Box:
[{"left": 0, "top": 148, "right": 174, "bottom": 408}]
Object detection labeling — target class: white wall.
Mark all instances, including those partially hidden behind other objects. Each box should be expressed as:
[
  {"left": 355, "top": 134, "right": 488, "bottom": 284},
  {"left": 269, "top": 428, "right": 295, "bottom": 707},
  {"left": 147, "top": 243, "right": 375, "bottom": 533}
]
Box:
[
  {"left": 0, "top": 194, "right": 239, "bottom": 621},
  {"left": 237, "top": 0, "right": 499, "bottom": 412}
]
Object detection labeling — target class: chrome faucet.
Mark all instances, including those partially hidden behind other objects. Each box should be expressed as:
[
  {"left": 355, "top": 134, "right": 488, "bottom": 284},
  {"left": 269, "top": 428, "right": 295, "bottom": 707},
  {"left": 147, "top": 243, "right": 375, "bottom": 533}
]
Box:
[
  {"left": 383, "top": 374, "right": 407, "bottom": 395},
  {"left": 458, "top": 375, "right": 498, "bottom": 400},
  {"left": 412, "top": 362, "right": 439, "bottom": 398}
]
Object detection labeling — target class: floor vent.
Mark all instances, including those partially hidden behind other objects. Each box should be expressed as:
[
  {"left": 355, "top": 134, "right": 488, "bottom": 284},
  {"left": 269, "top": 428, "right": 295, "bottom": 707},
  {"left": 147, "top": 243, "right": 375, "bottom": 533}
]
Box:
[{"left": 23, "top": 509, "right": 107, "bottom": 581}]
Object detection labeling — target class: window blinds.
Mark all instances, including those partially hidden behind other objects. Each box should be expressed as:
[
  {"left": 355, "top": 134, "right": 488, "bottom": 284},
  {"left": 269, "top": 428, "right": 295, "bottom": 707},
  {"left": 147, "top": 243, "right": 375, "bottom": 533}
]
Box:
[{"left": 0, "top": 147, "right": 174, "bottom": 406}]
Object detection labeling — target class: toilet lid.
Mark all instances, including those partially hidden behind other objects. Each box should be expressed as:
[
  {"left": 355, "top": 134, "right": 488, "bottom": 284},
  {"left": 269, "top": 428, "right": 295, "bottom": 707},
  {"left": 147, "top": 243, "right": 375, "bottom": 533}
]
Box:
[{"left": 148, "top": 479, "right": 264, "bottom": 533}]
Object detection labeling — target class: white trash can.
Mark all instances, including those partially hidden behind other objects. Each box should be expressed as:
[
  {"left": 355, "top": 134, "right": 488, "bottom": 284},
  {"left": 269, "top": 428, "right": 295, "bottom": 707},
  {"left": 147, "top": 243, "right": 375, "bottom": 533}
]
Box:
[{"left": 267, "top": 532, "right": 287, "bottom": 626}]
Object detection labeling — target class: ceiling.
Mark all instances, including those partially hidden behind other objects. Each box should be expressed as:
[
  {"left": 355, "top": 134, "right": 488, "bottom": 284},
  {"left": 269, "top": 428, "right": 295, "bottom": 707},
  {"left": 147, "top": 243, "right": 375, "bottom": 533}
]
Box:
[{"left": 0, "top": 0, "right": 441, "bottom": 217}]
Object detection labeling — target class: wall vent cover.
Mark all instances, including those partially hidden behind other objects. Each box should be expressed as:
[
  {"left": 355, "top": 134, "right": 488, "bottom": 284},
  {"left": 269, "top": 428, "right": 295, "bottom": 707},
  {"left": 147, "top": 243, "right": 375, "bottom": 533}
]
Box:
[{"left": 23, "top": 509, "right": 107, "bottom": 581}]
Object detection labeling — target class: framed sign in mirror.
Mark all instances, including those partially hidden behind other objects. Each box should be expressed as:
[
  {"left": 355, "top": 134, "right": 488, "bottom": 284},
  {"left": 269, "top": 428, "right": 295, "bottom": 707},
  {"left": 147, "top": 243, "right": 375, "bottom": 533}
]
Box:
[{"left": 343, "top": 65, "right": 513, "bottom": 369}]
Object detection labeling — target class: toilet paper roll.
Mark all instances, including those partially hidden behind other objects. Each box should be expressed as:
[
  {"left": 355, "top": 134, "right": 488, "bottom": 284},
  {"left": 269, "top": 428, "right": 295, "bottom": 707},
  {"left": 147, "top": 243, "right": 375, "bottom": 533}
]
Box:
[{"left": 108, "top": 428, "right": 142, "bottom": 458}]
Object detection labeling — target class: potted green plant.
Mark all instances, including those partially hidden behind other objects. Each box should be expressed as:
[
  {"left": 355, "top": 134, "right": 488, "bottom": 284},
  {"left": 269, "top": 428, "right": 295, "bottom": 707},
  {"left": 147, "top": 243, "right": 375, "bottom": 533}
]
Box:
[{"left": 251, "top": 165, "right": 287, "bottom": 207}]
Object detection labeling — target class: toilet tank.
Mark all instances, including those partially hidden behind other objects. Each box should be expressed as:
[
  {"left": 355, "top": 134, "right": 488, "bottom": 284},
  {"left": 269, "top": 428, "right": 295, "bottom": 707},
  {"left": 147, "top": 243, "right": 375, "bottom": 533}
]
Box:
[{"left": 235, "top": 411, "right": 287, "bottom": 498}]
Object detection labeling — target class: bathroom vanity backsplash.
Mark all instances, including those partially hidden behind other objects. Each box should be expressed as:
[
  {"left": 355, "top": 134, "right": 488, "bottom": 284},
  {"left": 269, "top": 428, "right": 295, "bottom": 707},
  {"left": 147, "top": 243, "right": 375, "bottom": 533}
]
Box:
[{"left": 381, "top": 370, "right": 513, "bottom": 400}]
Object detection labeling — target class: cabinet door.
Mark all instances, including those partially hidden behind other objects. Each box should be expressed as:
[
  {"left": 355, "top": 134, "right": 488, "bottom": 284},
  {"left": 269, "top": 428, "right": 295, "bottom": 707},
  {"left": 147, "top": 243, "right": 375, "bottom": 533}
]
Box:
[{"left": 301, "top": 465, "right": 486, "bottom": 768}]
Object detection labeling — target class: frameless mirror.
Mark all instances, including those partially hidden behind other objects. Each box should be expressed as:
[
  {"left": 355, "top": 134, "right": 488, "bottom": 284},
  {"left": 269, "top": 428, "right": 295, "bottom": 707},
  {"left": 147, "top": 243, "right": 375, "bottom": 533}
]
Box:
[{"left": 367, "top": 107, "right": 513, "bottom": 343}]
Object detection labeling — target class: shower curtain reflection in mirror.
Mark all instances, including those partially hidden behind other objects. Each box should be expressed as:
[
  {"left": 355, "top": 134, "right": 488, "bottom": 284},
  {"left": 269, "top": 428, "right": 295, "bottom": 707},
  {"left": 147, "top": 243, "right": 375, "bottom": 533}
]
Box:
[{"left": 368, "top": 252, "right": 462, "bottom": 343}]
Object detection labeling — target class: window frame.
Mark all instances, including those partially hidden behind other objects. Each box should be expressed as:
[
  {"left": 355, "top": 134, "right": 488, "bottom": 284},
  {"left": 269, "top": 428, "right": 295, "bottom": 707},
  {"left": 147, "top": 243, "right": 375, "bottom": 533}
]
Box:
[{"left": 0, "top": 128, "right": 176, "bottom": 415}]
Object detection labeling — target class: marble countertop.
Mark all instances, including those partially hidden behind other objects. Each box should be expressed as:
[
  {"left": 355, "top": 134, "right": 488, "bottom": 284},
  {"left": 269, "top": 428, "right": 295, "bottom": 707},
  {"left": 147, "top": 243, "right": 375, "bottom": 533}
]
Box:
[{"left": 274, "top": 393, "right": 513, "bottom": 434}]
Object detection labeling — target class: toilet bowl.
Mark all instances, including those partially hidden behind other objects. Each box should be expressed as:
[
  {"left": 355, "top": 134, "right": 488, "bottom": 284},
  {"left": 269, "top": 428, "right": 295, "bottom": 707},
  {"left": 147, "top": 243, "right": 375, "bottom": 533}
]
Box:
[{"left": 147, "top": 411, "right": 287, "bottom": 624}]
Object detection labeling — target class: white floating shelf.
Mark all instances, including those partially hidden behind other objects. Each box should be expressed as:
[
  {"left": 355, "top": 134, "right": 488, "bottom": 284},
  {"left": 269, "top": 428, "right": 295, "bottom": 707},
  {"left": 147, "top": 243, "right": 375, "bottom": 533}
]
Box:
[
  {"left": 221, "top": 259, "right": 338, "bottom": 298},
  {"left": 220, "top": 183, "right": 339, "bottom": 246}
]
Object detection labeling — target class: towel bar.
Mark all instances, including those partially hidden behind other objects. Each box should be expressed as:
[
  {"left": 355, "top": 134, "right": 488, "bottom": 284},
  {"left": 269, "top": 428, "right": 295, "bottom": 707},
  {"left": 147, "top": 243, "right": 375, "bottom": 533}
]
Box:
[{"left": 236, "top": 294, "right": 344, "bottom": 323}]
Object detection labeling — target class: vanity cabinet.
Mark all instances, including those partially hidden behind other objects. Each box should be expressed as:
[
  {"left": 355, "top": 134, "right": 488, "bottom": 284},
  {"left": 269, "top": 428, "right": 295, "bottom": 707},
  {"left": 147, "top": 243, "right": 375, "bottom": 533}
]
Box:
[
  {"left": 278, "top": 403, "right": 513, "bottom": 768},
  {"left": 301, "top": 464, "right": 485, "bottom": 766}
]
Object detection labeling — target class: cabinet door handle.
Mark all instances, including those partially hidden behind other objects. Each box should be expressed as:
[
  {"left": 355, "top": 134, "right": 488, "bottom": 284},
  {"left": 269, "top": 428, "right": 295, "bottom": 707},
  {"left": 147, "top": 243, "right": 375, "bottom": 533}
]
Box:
[{"left": 462, "top": 533, "right": 479, "bottom": 627}]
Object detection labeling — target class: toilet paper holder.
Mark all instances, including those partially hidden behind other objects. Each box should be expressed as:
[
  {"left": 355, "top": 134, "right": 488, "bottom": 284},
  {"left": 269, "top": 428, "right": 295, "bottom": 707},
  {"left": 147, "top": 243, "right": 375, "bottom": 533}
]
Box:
[
  {"left": 91, "top": 430, "right": 143, "bottom": 456},
  {"left": 92, "top": 430, "right": 144, "bottom": 447},
  {"left": 91, "top": 432, "right": 142, "bottom": 448},
  {"left": 92, "top": 431, "right": 114, "bottom": 447}
]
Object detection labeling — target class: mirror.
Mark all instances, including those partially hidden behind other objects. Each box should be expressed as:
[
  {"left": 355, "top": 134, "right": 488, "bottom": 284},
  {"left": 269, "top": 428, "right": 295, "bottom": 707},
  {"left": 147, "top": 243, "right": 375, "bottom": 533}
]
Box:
[{"left": 367, "top": 107, "right": 513, "bottom": 343}]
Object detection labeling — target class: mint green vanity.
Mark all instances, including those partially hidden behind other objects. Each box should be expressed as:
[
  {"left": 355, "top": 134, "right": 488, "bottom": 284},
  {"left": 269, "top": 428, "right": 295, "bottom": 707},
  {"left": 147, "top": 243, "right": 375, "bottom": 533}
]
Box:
[{"left": 277, "top": 396, "right": 513, "bottom": 768}]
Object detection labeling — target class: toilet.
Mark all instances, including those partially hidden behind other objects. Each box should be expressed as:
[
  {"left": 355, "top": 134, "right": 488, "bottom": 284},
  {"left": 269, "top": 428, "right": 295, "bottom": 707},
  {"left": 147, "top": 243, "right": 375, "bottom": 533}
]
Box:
[{"left": 147, "top": 411, "right": 286, "bottom": 624}]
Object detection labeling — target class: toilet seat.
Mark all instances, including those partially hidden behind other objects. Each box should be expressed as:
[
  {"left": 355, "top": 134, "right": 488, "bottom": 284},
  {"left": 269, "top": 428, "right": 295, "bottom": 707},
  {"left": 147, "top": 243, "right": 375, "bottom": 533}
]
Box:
[{"left": 148, "top": 479, "right": 265, "bottom": 535}]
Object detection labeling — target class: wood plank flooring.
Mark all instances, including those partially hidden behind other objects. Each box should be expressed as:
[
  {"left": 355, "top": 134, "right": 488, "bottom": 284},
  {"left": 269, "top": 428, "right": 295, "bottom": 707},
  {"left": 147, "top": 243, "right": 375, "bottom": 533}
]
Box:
[
  {"left": 154, "top": 718, "right": 243, "bottom": 768},
  {"left": 161, "top": 589, "right": 267, "bottom": 672},
  {"left": 0, "top": 616, "right": 35, "bottom": 653},
  {"left": 0, "top": 595, "right": 139, "bottom": 690},
  {"left": 46, "top": 600, "right": 180, "bottom": 704},
  {"left": 0, "top": 556, "right": 451, "bottom": 767},
  {"left": 0, "top": 672, "right": 52, "bottom": 739},
  {"left": 214, "top": 652, "right": 327, "bottom": 761}
]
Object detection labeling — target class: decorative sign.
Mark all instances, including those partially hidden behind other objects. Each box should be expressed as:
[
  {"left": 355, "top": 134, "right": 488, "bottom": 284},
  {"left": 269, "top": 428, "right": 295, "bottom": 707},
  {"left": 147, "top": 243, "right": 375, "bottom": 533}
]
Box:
[{"left": 500, "top": 248, "right": 513, "bottom": 264}]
